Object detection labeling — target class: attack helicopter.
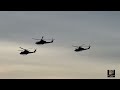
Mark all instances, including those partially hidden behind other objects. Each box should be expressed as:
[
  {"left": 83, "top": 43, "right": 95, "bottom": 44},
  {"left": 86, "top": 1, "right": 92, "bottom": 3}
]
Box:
[
  {"left": 18, "top": 47, "right": 36, "bottom": 55},
  {"left": 72, "top": 44, "right": 91, "bottom": 52},
  {"left": 32, "top": 36, "right": 55, "bottom": 45}
]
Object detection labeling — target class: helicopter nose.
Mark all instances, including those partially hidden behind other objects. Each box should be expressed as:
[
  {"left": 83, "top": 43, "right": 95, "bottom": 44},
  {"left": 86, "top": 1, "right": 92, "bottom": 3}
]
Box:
[
  {"left": 74, "top": 49, "right": 79, "bottom": 52},
  {"left": 74, "top": 49, "right": 77, "bottom": 51}
]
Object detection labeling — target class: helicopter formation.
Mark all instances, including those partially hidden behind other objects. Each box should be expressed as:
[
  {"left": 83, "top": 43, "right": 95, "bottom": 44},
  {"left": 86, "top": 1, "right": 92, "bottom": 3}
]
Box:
[{"left": 18, "top": 36, "right": 91, "bottom": 55}]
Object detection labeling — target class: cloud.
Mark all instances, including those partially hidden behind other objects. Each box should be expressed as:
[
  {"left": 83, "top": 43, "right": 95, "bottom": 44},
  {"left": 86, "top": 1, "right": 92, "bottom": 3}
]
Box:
[{"left": 0, "top": 41, "right": 120, "bottom": 79}]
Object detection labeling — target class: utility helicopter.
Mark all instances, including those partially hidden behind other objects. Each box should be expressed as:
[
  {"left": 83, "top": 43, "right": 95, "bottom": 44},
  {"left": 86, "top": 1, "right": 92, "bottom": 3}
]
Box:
[
  {"left": 18, "top": 47, "right": 36, "bottom": 55},
  {"left": 32, "top": 36, "right": 55, "bottom": 45},
  {"left": 72, "top": 44, "right": 91, "bottom": 52}
]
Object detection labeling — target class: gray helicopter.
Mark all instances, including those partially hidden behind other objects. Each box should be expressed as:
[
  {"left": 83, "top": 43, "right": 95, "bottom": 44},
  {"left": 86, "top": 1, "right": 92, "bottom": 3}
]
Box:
[
  {"left": 72, "top": 44, "right": 91, "bottom": 52},
  {"left": 32, "top": 36, "right": 55, "bottom": 45},
  {"left": 18, "top": 47, "right": 36, "bottom": 55}
]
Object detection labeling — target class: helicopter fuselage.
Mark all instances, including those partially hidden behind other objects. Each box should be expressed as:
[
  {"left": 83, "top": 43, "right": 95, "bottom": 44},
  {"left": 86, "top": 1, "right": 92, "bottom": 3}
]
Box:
[
  {"left": 74, "top": 48, "right": 86, "bottom": 52},
  {"left": 20, "top": 51, "right": 35, "bottom": 55},
  {"left": 36, "top": 40, "right": 46, "bottom": 44},
  {"left": 35, "top": 40, "right": 53, "bottom": 45},
  {"left": 74, "top": 46, "right": 90, "bottom": 52},
  {"left": 19, "top": 47, "right": 36, "bottom": 55},
  {"left": 20, "top": 51, "right": 30, "bottom": 55}
]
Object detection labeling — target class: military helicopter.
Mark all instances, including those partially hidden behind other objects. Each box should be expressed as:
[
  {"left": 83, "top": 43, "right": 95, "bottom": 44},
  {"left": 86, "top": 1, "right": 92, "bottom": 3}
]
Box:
[
  {"left": 18, "top": 47, "right": 36, "bottom": 55},
  {"left": 72, "top": 44, "right": 91, "bottom": 52},
  {"left": 32, "top": 36, "right": 55, "bottom": 45}
]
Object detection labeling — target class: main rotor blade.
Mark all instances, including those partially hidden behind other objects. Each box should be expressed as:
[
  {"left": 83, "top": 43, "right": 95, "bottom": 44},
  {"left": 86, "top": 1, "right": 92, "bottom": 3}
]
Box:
[
  {"left": 19, "top": 47, "right": 29, "bottom": 51},
  {"left": 72, "top": 45, "right": 79, "bottom": 47},
  {"left": 18, "top": 50, "right": 23, "bottom": 51},
  {"left": 28, "top": 48, "right": 33, "bottom": 49},
  {"left": 81, "top": 44, "right": 90, "bottom": 47},
  {"left": 32, "top": 38, "right": 41, "bottom": 40},
  {"left": 44, "top": 39, "right": 52, "bottom": 40},
  {"left": 80, "top": 44, "right": 85, "bottom": 47},
  {"left": 19, "top": 47, "right": 25, "bottom": 50}
]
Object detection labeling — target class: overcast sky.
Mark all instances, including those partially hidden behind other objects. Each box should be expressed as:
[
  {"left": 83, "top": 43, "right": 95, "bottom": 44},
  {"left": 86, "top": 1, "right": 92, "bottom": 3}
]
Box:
[{"left": 0, "top": 11, "right": 120, "bottom": 79}]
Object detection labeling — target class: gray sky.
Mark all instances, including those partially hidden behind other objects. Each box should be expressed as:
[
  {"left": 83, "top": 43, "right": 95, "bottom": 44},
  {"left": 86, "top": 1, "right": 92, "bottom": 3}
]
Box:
[{"left": 0, "top": 11, "right": 120, "bottom": 79}]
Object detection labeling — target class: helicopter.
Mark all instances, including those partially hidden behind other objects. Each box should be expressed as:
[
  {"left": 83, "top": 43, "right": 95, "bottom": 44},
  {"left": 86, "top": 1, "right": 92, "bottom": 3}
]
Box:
[
  {"left": 32, "top": 36, "right": 55, "bottom": 45},
  {"left": 72, "top": 44, "right": 91, "bottom": 52},
  {"left": 18, "top": 47, "right": 36, "bottom": 55}
]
